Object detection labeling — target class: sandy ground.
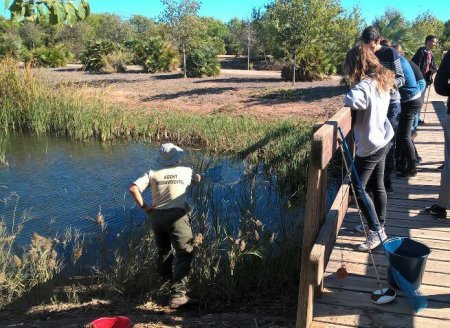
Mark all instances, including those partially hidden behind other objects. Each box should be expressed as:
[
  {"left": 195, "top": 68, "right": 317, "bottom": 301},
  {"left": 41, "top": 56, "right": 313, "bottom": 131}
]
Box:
[{"left": 34, "top": 64, "right": 345, "bottom": 122}]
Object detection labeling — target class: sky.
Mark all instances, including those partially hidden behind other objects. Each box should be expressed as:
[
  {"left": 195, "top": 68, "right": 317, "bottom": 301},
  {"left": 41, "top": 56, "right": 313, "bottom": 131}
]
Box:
[
  {"left": 86, "top": 0, "right": 449, "bottom": 24},
  {"left": 1, "top": 1, "right": 449, "bottom": 23}
]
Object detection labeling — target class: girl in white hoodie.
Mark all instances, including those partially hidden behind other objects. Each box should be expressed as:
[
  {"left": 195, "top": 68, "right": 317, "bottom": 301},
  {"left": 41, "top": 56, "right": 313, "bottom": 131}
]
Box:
[{"left": 343, "top": 45, "right": 395, "bottom": 251}]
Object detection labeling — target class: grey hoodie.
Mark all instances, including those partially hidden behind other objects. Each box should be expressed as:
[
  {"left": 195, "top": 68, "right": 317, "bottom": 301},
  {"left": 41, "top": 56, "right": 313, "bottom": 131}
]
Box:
[{"left": 344, "top": 78, "right": 394, "bottom": 157}]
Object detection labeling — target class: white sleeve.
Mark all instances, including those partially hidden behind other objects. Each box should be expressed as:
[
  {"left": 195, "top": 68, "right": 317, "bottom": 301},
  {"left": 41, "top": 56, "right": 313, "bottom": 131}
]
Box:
[
  {"left": 344, "top": 81, "right": 370, "bottom": 110},
  {"left": 133, "top": 171, "right": 151, "bottom": 193}
]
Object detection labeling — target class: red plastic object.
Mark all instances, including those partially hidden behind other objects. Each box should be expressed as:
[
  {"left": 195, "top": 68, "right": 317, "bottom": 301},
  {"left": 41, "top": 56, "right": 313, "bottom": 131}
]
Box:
[{"left": 91, "top": 316, "right": 132, "bottom": 328}]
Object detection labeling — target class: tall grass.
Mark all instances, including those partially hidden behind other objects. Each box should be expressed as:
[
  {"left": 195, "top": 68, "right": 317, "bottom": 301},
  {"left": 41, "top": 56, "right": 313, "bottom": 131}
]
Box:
[{"left": 0, "top": 58, "right": 313, "bottom": 198}]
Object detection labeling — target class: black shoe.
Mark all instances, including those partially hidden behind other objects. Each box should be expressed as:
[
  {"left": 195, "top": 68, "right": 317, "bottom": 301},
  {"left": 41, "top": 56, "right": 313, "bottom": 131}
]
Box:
[
  {"left": 411, "top": 131, "right": 418, "bottom": 138},
  {"left": 418, "top": 119, "right": 425, "bottom": 126},
  {"left": 397, "top": 169, "right": 417, "bottom": 178},
  {"left": 424, "top": 204, "right": 447, "bottom": 219},
  {"left": 416, "top": 156, "right": 422, "bottom": 164},
  {"left": 438, "top": 164, "right": 444, "bottom": 170}
]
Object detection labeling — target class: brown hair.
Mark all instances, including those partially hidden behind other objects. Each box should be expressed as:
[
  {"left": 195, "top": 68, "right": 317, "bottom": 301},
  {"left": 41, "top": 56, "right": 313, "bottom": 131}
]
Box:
[{"left": 343, "top": 45, "right": 395, "bottom": 93}]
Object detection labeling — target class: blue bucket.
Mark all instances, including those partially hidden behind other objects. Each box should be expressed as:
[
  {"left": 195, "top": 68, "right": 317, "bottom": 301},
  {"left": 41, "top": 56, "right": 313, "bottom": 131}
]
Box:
[{"left": 384, "top": 237, "right": 431, "bottom": 290}]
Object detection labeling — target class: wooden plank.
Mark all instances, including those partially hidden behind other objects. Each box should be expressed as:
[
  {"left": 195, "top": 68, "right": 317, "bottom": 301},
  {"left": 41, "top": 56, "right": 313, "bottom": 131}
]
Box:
[
  {"left": 325, "top": 259, "right": 450, "bottom": 288},
  {"left": 322, "top": 270, "right": 450, "bottom": 304},
  {"left": 317, "top": 288, "right": 450, "bottom": 320},
  {"left": 311, "top": 321, "right": 354, "bottom": 328},
  {"left": 313, "top": 303, "right": 449, "bottom": 328},
  {"left": 311, "top": 107, "right": 351, "bottom": 170},
  {"left": 310, "top": 183, "right": 350, "bottom": 286},
  {"left": 327, "top": 249, "right": 450, "bottom": 274}
]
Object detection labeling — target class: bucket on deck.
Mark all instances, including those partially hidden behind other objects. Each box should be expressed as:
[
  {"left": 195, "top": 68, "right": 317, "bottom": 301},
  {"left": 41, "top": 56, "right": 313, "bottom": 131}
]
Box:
[
  {"left": 90, "top": 316, "right": 131, "bottom": 328},
  {"left": 384, "top": 237, "right": 431, "bottom": 290}
]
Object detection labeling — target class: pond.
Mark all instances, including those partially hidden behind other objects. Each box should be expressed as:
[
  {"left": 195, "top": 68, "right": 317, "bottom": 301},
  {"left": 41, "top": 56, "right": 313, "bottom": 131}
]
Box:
[{"left": 0, "top": 134, "right": 303, "bottom": 247}]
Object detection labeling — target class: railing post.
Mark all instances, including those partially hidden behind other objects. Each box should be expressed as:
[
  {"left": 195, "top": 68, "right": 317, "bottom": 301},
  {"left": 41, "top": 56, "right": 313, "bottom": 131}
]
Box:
[{"left": 296, "top": 136, "right": 327, "bottom": 328}]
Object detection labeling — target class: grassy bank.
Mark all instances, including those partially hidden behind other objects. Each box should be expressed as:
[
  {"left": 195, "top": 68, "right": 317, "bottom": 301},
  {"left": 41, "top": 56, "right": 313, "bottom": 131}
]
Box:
[{"left": 0, "top": 58, "right": 313, "bottom": 197}]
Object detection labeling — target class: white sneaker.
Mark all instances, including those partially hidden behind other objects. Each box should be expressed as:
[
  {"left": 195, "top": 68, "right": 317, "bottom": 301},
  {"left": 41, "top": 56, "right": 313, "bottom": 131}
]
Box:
[{"left": 358, "top": 228, "right": 387, "bottom": 251}]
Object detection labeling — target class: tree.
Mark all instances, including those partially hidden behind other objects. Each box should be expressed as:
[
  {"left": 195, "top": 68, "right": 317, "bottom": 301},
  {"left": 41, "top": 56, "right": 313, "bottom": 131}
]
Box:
[
  {"left": 160, "top": 0, "right": 202, "bottom": 78},
  {"left": 129, "top": 15, "right": 160, "bottom": 42},
  {"left": 5, "top": 0, "right": 90, "bottom": 25},
  {"left": 225, "top": 18, "right": 245, "bottom": 56},
  {"left": 198, "top": 17, "right": 227, "bottom": 55},
  {"left": 85, "top": 14, "right": 133, "bottom": 45},
  {"left": 373, "top": 9, "right": 409, "bottom": 45},
  {"left": 265, "top": 0, "right": 341, "bottom": 84}
]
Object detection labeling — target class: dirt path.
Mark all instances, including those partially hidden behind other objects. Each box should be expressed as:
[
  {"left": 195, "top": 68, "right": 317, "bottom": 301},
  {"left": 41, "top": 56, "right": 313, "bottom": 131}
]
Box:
[{"left": 35, "top": 65, "right": 345, "bottom": 122}]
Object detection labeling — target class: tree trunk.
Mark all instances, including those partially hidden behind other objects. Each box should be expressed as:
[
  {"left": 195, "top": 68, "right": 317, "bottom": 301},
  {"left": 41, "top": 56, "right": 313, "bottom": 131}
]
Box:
[
  {"left": 292, "top": 53, "right": 296, "bottom": 86},
  {"left": 183, "top": 45, "right": 187, "bottom": 79},
  {"left": 247, "top": 37, "right": 251, "bottom": 70}
]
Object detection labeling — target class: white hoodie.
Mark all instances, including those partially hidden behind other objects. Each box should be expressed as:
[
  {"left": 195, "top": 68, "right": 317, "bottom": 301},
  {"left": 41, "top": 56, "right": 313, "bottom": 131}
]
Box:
[{"left": 344, "top": 78, "right": 394, "bottom": 157}]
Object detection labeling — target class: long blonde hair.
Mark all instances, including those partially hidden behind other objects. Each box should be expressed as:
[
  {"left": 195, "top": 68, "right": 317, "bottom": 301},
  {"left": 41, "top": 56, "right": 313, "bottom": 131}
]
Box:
[{"left": 343, "top": 45, "right": 395, "bottom": 93}]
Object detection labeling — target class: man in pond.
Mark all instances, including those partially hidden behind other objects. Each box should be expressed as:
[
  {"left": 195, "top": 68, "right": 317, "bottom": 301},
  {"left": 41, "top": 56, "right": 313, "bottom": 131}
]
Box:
[{"left": 129, "top": 143, "right": 201, "bottom": 309}]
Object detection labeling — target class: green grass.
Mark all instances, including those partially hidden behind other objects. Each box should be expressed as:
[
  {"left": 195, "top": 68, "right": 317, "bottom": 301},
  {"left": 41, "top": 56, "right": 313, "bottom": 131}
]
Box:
[{"left": 0, "top": 58, "right": 314, "bottom": 198}]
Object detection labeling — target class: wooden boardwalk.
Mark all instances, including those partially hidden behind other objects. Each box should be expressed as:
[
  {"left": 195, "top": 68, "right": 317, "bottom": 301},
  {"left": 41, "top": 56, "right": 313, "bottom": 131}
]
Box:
[{"left": 311, "top": 91, "right": 450, "bottom": 328}]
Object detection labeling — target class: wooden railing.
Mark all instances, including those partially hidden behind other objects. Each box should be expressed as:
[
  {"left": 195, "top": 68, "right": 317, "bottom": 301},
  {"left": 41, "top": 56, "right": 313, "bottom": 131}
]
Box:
[{"left": 296, "top": 106, "right": 353, "bottom": 328}]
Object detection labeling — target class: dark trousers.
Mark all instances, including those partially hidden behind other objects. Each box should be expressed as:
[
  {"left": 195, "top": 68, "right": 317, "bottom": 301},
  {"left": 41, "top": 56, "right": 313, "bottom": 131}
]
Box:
[
  {"left": 396, "top": 98, "right": 423, "bottom": 172},
  {"left": 150, "top": 208, "right": 194, "bottom": 296},
  {"left": 353, "top": 144, "right": 389, "bottom": 231},
  {"left": 384, "top": 102, "right": 401, "bottom": 188}
]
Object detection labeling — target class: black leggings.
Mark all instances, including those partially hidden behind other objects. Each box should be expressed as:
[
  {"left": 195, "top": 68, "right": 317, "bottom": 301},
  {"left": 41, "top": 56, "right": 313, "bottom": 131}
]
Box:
[
  {"left": 352, "top": 144, "right": 389, "bottom": 231},
  {"left": 396, "top": 98, "right": 423, "bottom": 171}
]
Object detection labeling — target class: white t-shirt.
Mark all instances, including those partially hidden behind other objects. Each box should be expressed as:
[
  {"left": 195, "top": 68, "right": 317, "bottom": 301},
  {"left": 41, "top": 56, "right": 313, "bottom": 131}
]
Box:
[{"left": 133, "top": 166, "right": 193, "bottom": 209}]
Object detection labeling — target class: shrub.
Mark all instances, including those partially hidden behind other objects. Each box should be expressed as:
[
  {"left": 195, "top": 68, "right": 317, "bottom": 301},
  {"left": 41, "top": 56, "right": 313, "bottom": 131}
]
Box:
[
  {"left": 81, "top": 40, "right": 116, "bottom": 72},
  {"left": 100, "top": 50, "right": 132, "bottom": 73},
  {"left": 30, "top": 44, "right": 72, "bottom": 68},
  {"left": 0, "top": 32, "right": 22, "bottom": 58},
  {"left": 132, "top": 37, "right": 179, "bottom": 73},
  {"left": 186, "top": 42, "right": 220, "bottom": 78}
]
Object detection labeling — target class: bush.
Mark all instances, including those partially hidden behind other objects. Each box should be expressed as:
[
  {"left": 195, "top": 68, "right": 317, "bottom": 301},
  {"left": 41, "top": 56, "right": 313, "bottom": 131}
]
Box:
[
  {"left": 281, "top": 46, "right": 336, "bottom": 82},
  {"left": 186, "top": 42, "right": 220, "bottom": 78},
  {"left": 132, "top": 37, "right": 179, "bottom": 73},
  {"left": 81, "top": 40, "right": 116, "bottom": 72},
  {"left": 100, "top": 50, "right": 132, "bottom": 73},
  {"left": 0, "top": 32, "right": 22, "bottom": 58},
  {"left": 30, "top": 44, "right": 72, "bottom": 68}
]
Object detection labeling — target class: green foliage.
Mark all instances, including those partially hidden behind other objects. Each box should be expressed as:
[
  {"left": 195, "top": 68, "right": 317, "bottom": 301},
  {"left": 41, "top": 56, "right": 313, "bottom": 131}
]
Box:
[
  {"left": 18, "top": 21, "right": 46, "bottom": 49},
  {"left": 100, "top": 50, "right": 132, "bottom": 73},
  {"left": 5, "top": 0, "right": 90, "bottom": 25},
  {"left": 0, "top": 31, "right": 22, "bottom": 57},
  {"left": 132, "top": 37, "right": 179, "bottom": 73},
  {"left": 85, "top": 13, "right": 133, "bottom": 45},
  {"left": 129, "top": 15, "right": 160, "bottom": 42},
  {"left": 198, "top": 17, "right": 227, "bottom": 55},
  {"left": 225, "top": 18, "right": 245, "bottom": 55},
  {"left": 56, "top": 21, "right": 95, "bottom": 60},
  {"left": 264, "top": 0, "right": 343, "bottom": 82},
  {"left": 80, "top": 40, "right": 116, "bottom": 72},
  {"left": 30, "top": 44, "right": 72, "bottom": 67},
  {"left": 186, "top": 41, "right": 220, "bottom": 77}
]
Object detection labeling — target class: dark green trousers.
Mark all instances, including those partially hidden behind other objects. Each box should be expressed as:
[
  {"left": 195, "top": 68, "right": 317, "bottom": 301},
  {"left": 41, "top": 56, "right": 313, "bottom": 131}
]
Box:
[{"left": 150, "top": 208, "right": 193, "bottom": 297}]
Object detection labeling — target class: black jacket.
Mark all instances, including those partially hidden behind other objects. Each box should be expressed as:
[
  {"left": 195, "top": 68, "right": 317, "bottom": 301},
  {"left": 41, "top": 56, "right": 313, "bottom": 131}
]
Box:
[
  {"left": 412, "top": 46, "right": 437, "bottom": 84},
  {"left": 434, "top": 51, "right": 450, "bottom": 97}
]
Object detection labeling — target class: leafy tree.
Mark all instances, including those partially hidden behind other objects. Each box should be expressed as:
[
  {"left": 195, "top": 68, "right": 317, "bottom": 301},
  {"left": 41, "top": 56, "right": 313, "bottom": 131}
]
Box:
[
  {"left": 160, "top": 0, "right": 202, "bottom": 78},
  {"left": 225, "top": 18, "right": 245, "bottom": 56},
  {"left": 56, "top": 21, "right": 95, "bottom": 59},
  {"left": 18, "top": 21, "right": 46, "bottom": 49},
  {"left": 5, "top": 0, "right": 90, "bottom": 25},
  {"left": 198, "top": 17, "right": 227, "bottom": 55},
  {"left": 129, "top": 15, "right": 160, "bottom": 42},
  {"left": 264, "top": 0, "right": 341, "bottom": 84},
  {"left": 85, "top": 14, "right": 133, "bottom": 45}
]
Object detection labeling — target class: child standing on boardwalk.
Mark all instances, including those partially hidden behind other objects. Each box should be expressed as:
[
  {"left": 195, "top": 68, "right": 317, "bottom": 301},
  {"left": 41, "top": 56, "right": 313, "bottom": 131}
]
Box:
[
  {"left": 343, "top": 45, "right": 395, "bottom": 251},
  {"left": 129, "top": 143, "right": 201, "bottom": 308}
]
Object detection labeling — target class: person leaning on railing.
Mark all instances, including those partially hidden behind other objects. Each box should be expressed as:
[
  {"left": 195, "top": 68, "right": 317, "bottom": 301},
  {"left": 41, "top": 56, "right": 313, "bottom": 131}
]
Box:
[{"left": 424, "top": 50, "right": 450, "bottom": 219}]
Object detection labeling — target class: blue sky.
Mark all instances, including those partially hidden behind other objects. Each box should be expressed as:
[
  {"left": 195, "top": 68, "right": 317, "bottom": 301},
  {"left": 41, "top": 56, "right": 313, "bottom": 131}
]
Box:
[
  {"left": 86, "top": 0, "right": 449, "bottom": 23},
  {"left": 1, "top": 1, "right": 449, "bottom": 23}
]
